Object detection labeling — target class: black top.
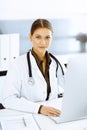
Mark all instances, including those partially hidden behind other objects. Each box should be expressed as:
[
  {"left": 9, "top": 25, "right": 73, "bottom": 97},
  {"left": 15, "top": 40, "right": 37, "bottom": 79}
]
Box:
[{"left": 31, "top": 48, "right": 51, "bottom": 100}]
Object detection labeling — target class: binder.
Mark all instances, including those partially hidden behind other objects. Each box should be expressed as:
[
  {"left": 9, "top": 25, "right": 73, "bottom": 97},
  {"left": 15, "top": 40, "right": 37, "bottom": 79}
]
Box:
[
  {"left": 0, "top": 33, "right": 19, "bottom": 71},
  {"left": 0, "top": 35, "right": 10, "bottom": 71},
  {"left": 9, "top": 34, "right": 19, "bottom": 63}
]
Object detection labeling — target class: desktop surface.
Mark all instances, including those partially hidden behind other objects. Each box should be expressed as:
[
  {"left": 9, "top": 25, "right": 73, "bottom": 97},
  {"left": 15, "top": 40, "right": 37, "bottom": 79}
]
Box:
[{"left": 0, "top": 108, "right": 87, "bottom": 130}]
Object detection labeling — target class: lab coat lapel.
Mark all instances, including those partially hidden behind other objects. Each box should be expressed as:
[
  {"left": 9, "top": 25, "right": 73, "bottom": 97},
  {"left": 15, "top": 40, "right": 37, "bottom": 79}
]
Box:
[
  {"left": 49, "top": 59, "right": 56, "bottom": 88},
  {"left": 30, "top": 52, "right": 46, "bottom": 83}
]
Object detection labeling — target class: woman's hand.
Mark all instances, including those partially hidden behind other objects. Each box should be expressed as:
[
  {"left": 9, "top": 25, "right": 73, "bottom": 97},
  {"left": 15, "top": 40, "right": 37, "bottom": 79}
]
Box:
[{"left": 40, "top": 106, "right": 61, "bottom": 116}]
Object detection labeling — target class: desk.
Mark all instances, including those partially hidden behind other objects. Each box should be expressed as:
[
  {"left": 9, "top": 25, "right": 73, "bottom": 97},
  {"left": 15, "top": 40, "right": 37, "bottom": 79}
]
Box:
[{"left": 0, "top": 109, "right": 87, "bottom": 130}]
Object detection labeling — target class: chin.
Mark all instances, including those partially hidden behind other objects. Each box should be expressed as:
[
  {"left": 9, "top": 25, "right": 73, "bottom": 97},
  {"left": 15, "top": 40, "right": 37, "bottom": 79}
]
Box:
[
  {"left": 40, "top": 49, "right": 47, "bottom": 54},
  {"left": 38, "top": 48, "right": 46, "bottom": 53}
]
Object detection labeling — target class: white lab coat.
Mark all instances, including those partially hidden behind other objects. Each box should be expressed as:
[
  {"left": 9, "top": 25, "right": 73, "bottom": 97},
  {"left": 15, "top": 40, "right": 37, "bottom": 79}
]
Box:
[{"left": 2, "top": 51, "right": 65, "bottom": 114}]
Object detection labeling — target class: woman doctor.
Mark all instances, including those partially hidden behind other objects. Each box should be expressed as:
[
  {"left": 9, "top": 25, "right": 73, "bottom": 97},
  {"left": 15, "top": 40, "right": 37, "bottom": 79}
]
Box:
[{"left": 2, "top": 19, "right": 65, "bottom": 117}]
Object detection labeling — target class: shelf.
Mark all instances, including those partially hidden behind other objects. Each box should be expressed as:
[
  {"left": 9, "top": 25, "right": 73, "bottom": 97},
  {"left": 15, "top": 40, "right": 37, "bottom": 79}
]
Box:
[{"left": 0, "top": 71, "right": 7, "bottom": 76}]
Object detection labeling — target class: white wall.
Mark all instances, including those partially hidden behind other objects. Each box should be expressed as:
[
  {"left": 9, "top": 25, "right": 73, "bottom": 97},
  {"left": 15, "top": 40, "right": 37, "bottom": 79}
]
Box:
[{"left": 0, "top": 0, "right": 87, "bottom": 20}]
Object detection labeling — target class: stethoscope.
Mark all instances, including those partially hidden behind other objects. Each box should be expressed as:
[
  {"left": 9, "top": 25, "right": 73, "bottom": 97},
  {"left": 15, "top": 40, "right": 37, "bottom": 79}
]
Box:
[{"left": 27, "top": 50, "right": 64, "bottom": 98}]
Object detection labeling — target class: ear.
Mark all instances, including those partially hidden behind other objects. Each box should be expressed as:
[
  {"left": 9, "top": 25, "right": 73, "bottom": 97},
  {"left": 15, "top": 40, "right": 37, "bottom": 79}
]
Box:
[{"left": 29, "top": 34, "right": 32, "bottom": 41}]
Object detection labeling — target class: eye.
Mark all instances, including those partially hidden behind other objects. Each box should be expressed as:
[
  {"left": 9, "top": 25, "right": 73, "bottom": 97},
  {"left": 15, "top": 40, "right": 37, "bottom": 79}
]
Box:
[
  {"left": 45, "top": 36, "right": 51, "bottom": 40},
  {"left": 35, "top": 35, "right": 41, "bottom": 39}
]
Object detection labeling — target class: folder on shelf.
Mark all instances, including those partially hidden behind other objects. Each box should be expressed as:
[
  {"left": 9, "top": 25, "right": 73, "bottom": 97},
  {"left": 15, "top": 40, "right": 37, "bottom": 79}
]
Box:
[{"left": 0, "top": 35, "right": 10, "bottom": 71}]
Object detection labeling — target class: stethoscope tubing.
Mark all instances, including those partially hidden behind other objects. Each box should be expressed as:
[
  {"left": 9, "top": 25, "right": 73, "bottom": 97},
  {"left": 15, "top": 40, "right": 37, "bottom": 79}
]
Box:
[
  {"left": 27, "top": 50, "right": 64, "bottom": 98},
  {"left": 27, "top": 50, "right": 64, "bottom": 78}
]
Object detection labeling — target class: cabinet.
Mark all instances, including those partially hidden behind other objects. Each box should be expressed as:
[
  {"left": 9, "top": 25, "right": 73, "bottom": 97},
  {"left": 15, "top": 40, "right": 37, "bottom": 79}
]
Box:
[{"left": 0, "top": 34, "right": 19, "bottom": 104}]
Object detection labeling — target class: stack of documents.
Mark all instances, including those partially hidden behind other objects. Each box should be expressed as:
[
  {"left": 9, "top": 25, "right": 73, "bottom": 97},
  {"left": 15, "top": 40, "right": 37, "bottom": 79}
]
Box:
[{"left": 0, "top": 114, "right": 40, "bottom": 130}]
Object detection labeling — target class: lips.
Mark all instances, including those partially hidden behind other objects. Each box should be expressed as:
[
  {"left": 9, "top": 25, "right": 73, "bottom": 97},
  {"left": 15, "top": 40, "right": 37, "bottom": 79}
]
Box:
[{"left": 38, "top": 46, "right": 46, "bottom": 49}]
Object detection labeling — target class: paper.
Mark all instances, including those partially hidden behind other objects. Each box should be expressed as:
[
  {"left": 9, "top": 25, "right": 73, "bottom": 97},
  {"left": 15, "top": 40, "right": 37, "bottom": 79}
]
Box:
[{"left": 0, "top": 114, "right": 39, "bottom": 130}]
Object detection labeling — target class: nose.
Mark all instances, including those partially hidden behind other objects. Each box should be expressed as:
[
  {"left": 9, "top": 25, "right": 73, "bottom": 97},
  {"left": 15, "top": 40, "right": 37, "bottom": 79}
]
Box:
[{"left": 41, "top": 38, "right": 46, "bottom": 45}]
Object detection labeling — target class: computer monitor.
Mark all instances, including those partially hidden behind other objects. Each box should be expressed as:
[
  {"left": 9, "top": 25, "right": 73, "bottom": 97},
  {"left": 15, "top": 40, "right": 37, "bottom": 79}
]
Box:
[{"left": 49, "top": 53, "right": 87, "bottom": 123}]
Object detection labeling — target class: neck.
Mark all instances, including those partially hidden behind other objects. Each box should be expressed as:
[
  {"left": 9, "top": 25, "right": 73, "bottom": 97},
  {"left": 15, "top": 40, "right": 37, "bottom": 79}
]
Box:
[
  {"left": 39, "top": 53, "right": 45, "bottom": 61},
  {"left": 33, "top": 48, "right": 46, "bottom": 61}
]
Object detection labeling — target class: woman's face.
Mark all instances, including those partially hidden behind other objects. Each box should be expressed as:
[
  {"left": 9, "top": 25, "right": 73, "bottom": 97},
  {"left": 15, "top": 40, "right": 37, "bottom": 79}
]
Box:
[{"left": 30, "top": 28, "right": 53, "bottom": 55}]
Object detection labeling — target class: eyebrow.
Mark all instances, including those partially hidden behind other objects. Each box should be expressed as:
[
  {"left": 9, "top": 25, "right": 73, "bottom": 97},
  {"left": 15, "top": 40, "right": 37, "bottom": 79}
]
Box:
[{"left": 35, "top": 34, "right": 51, "bottom": 36}]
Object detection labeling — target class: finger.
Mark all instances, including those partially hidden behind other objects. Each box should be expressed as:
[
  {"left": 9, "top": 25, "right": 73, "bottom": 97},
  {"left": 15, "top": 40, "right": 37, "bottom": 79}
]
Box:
[
  {"left": 49, "top": 108, "right": 61, "bottom": 115},
  {"left": 47, "top": 112, "right": 60, "bottom": 116},
  {"left": 48, "top": 109, "right": 61, "bottom": 116}
]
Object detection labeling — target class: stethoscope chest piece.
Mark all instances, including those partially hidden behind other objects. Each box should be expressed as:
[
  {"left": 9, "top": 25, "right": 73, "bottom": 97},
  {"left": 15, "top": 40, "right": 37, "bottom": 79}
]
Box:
[
  {"left": 27, "top": 50, "right": 64, "bottom": 93},
  {"left": 28, "top": 77, "right": 34, "bottom": 85}
]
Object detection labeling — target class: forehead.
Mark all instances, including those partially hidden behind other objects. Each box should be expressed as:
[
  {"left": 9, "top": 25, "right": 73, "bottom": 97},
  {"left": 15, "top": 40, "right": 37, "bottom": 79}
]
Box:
[{"left": 33, "top": 28, "right": 52, "bottom": 35}]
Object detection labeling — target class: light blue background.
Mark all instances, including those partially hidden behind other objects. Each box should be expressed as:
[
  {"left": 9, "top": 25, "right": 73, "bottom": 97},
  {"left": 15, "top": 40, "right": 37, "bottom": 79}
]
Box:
[{"left": 0, "top": 18, "right": 86, "bottom": 55}]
